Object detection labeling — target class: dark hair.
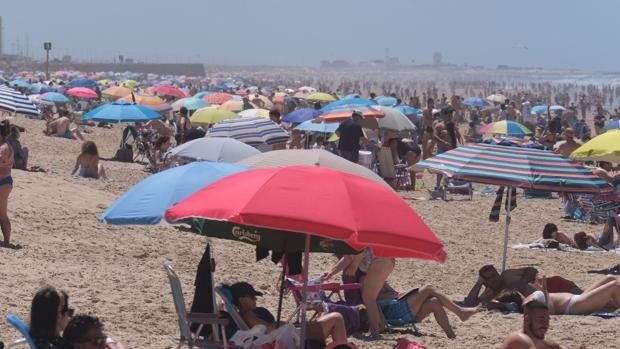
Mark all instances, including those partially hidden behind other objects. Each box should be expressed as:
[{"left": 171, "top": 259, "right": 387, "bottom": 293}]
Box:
[
  {"left": 573, "top": 232, "right": 588, "bottom": 250},
  {"left": 81, "top": 141, "right": 99, "bottom": 157},
  {"left": 155, "top": 135, "right": 170, "bottom": 149},
  {"left": 542, "top": 223, "right": 558, "bottom": 239},
  {"left": 30, "top": 287, "right": 68, "bottom": 338},
  {"left": 63, "top": 315, "right": 104, "bottom": 345},
  {"left": 427, "top": 98, "right": 434, "bottom": 104},
  {"left": 179, "top": 107, "right": 189, "bottom": 117},
  {"left": 479, "top": 264, "right": 497, "bottom": 277},
  {"left": 269, "top": 108, "right": 280, "bottom": 117},
  {"left": 497, "top": 291, "right": 524, "bottom": 313},
  {"left": 523, "top": 300, "right": 548, "bottom": 314},
  {"left": 0, "top": 120, "right": 11, "bottom": 140}
]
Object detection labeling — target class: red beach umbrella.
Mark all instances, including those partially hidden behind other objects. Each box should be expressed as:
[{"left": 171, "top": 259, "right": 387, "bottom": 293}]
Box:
[
  {"left": 66, "top": 87, "right": 98, "bottom": 99},
  {"left": 153, "top": 84, "right": 188, "bottom": 99},
  {"left": 165, "top": 166, "right": 446, "bottom": 261},
  {"left": 204, "top": 92, "right": 234, "bottom": 105}
]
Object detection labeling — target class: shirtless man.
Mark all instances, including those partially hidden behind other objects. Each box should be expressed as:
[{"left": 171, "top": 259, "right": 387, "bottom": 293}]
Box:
[
  {"left": 44, "top": 116, "right": 84, "bottom": 141},
  {"left": 463, "top": 265, "right": 538, "bottom": 306},
  {"left": 421, "top": 98, "right": 435, "bottom": 159},
  {"left": 554, "top": 128, "right": 580, "bottom": 158},
  {"left": 501, "top": 301, "right": 573, "bottom": 349}
]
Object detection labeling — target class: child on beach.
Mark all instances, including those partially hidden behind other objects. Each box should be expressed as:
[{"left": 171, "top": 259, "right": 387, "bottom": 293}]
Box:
[{"left": 71, "top": 141, "right": 106, "bottom": 179}]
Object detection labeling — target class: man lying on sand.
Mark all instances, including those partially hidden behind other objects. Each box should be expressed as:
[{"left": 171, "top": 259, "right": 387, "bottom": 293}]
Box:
[
  {"left": 501, "top": 300, "right": 583, "bottom": 349},
  {"left": 463, "top": 265, "right": 581, "bottom": 307}
]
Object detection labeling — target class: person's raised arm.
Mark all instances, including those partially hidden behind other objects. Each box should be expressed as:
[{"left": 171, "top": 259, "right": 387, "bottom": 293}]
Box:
[
  {"left": 463, "top": 277, "right": 486, "bottom": 306},
  {"left": 322, "top": 255, "right": 353, "bottom": 280},
  {"left": 70, "top": 155, "right": 81, "bottom": 175}
]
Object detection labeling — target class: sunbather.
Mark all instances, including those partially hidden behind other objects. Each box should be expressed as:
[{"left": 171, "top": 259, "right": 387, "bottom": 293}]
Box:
[
  {"left": 29, "top": 286, "right": 74, "bottom": 349},
  {"left": 44, "top": 116, "right": 84, "bottom": 141},
  {"left": 527, "top": 275, "right": 619, "bottom": 315},
  {"left": 223, "top": 281, "right": 351, "bottom": 347},
  {"left": 463, "top": 265, "right": 582, "bottom": 307},
  {"left": 323, "top": 252, "right": 481, "bottom": 339},
  {"left": 501, "top": 301, "right": 576, "bottom": 349},
  {"left": 71, "top": 141, "right": 106, "bottom": 179},
  {"left": 573, "top": 217, "right": 617, "bottom": 250},
  {"left": 541, "top": 223, "right": 575, "bottom": 247}
]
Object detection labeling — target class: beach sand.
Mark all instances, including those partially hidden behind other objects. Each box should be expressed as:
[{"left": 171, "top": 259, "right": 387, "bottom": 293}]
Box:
[{"left": 1, "top": 116, "right": 618, "bottom": 349}]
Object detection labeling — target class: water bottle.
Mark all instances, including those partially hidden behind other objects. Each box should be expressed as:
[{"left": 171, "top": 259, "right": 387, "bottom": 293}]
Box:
[{"left": 481, "top": 186, "right": 495, "bottom": 196}]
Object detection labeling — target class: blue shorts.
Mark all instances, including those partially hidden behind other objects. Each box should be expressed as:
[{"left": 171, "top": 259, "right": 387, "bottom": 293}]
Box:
[
  {"left": 0, "top": 176, "right": 13, "bottom": 186},
  {"left": 63, "top": 130, "right": 73, "bottom": 139},
  {"left": 380, "top": 298, "right": 416, "bottom": 325}
]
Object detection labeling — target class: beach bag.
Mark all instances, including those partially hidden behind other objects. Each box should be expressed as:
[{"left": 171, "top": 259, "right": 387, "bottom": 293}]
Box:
[
  {"left": 393, "top": 338, "right": 427, "bottom": 349},
  {"left": 230, "top": 324, "right": 298, "bottom": 349},
  {"left": 114, "top": 143, "right": 134, "bottom": 162}
]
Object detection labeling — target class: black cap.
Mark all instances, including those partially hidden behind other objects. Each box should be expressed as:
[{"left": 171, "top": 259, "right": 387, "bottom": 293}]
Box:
[{"left": 230, "top": 282, "right": 263, "bottom": 303}]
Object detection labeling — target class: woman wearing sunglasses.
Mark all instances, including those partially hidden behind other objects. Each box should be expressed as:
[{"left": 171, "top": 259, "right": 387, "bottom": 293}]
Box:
[{"left": 30, "top": 286, "right": 74, "bottom": 349}]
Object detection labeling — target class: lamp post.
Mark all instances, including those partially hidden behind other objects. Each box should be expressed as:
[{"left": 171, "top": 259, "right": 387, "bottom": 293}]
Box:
[{"left": 43, "top": 42, "right": 52, "bottom": 80}]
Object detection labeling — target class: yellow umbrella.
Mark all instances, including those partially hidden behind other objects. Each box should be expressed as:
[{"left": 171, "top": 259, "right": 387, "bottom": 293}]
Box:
[
  {"left": 128, "top": 94, "right": 165, "bottom": 106},
  {"left": 122, "top": 79, "right": 139, "bottom": 89},
  {"left": 570, "top": 129, "right": 620, "bottom": 163},
  {"left": 238, "top": 108, "right": 270, "bottom": 118},
  {"left": 307, "top": 92, "right": 337, "bottom": 102},
  {"left": 191, "top": 107, "right": 239, "bottom": 126},
  {"left": 102, "top": 86, "right": 131, "bottom": 99}
]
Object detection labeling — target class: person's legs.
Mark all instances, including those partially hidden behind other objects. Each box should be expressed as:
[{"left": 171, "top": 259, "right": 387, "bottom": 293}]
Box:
[
  {"left": 311, "top": 312, "right": 347, "bottom": 344},
  {"left": 582, "top": 275, "right": 618, "bottom": 293},
  {"left": 22, "top": 147, "right": 29, "bottom": 169},
  {"left": 97, "top": 164, "right": 107, "bottom": 180},
  {"left": 570, "top": 278, "right": 620, "bottom": 314},
  {"left": 361, "top": 258, "right": 395, "bottom": 335},
  {"left": 71, "top": 127, "right": 85, "bottom": 141},
  {"left": 414, "top": 298, "right": 456, "bottom": 339},
  {"left": 407, "top": 285, "right": 479, "bottom": 321},
  {"left": 0, "top": 183, "right": 12, "bottom": 244}
]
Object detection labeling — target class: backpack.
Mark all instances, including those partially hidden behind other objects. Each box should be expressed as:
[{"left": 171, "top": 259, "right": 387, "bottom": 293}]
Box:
[{"left": 114, "top": 142, "right": 134, "bottom": 162}]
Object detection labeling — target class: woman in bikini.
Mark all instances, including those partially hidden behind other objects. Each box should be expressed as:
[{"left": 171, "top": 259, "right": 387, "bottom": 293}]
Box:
[
  {"left": 0, "top": 120, "right": 14, "bottom": 245},
  {"left": 528, "top": 275, "right": 619, "bottom": 315},
  {"left": 71, "top": 141, "right": 106, "bottom": 179}
]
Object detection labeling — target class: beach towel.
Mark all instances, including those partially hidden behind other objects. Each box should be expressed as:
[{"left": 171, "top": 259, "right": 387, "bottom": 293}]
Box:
[
  {"left": 393, "top": 338, "right": 427, "bottom": 349},
  {"left": 489, "top": 186, "right": 517, "bottom": 222},
  {"left": 511, "top": 242, "right": 620, "bottom": 254}
]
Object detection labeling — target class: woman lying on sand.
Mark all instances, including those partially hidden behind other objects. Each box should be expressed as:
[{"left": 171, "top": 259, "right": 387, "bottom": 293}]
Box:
[
  {"left": 527, "top": 275, "right": 619, "bottom": 315},
  {"left": 71, "top": 141, "right": 106, "bottom": 180}
]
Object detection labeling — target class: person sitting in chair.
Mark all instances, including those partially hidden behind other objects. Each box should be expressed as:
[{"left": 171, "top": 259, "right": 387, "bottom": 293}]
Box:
[{"left": 223, "top": 281, "right": 350, "bottom": 347}]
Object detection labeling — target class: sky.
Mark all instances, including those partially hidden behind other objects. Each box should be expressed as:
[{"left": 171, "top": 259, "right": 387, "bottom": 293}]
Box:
[{"left": 1, "top": 0, "right": 618, "bottom": 71}]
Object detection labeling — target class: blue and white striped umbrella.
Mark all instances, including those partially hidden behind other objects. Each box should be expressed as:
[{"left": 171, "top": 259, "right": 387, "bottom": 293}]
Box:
[
  {"left": 206, "top": 116, "right": 289, "bottom": 146},
  {"left": 0, "top": 86, "right": 40, "bottom": 116}
]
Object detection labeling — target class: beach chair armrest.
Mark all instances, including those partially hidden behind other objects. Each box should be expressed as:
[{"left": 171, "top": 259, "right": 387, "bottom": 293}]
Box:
[{"left": 186, "top": 312, "right": 229, "bottom": 326}]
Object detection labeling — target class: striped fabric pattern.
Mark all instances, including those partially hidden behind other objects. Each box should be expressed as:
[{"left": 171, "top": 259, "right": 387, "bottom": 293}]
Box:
[
  {"left": 206, "top": 116, "right": 289, "bottom": 146},
  {"left": 0, "top": 86, "right": 40, "bottom": 116},
  {"left": 414, "top": 143, "right": 613, "bottom": 193}
]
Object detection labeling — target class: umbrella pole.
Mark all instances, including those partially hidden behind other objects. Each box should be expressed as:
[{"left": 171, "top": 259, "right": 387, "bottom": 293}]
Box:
[
  {"left": 501, "top": 186, "right": 512, "bottom": 272},
  {"left": 275, "top": 255, "right": 287, "bottom": 325},
  {"left": 208, "top": 242, "right": 220, "bottom": 341},
  {"left": 298, "top": 234, "right": 311, "bottom": 349}
]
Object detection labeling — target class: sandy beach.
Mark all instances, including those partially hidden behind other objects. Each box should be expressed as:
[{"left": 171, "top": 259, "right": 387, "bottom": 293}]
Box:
[{"left": 0, "top": 116, "right": 618, "bottom": 349}]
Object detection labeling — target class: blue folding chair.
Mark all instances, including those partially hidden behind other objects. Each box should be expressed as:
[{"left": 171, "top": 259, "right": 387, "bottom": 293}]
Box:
[{"left": 5, "top": 314, "right": 38, "bottom": 349}]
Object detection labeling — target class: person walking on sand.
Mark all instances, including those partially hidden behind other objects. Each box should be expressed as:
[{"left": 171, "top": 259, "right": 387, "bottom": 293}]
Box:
[{"left": 0, "top": 120, "right": 14, "bottom": 246}]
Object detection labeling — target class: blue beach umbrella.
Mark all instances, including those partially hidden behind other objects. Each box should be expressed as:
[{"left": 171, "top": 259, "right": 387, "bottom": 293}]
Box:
[
  {"left": 66, "top": 77, "right": 97, "bottom": 90},
  {"left": 397, "top": 105, "right": 422, "bottom": 117},
  {"left": 194, "top": 91, "right": 212, "bottom": 99},
  {"left": 82, "top": 100, "right": 162, "bottom": 123},
  {"left": 101, "top": 161, "right": 249, "bottom": 224},
  {"left": 295, "top": 119, "right": 340, "bottom": 133},
  {"left": 282, "top": 108, "right": 321, "bottom": 124},
  {"left": 9, "top": 79, "right": 31, "bottom": 89},
  {"left": 463, "top": 97, "right": 490, "bottom": 107},
  {"left": 603, "top": 119, "right": 620, "bottom": 131},
  {"left": 531, "top": 105, "right": 566, "bottom": 114},
  {"left": 320, "top": 98, "right": 377, "bottom": 113},
  {"left": 29, "top": 83, "right": 53, "bottom": 94},
  {"left": 376, "top": 96, "right": 398, "bottom": 107},
  {"left": 41, "top": 92, "right": 69, "bottom": 104}
]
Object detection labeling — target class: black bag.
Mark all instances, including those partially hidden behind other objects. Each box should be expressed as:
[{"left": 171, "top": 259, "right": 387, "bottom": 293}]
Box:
[{"left": 114, "top": 143, "right": 134, "bottom": 162}]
